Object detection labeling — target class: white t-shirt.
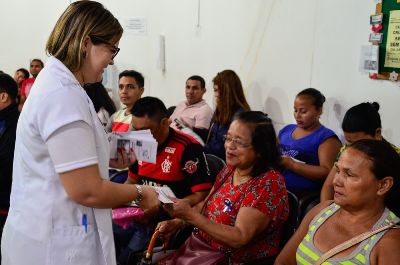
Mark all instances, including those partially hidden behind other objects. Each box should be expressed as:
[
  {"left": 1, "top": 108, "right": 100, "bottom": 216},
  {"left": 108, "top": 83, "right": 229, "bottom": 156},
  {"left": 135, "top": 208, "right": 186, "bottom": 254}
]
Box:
[
  {"left": 2, "top": 57, "right": 115, "bottom": 265},
  {"left": 170, "top": 99, "right": 213, "bottom": 130}
]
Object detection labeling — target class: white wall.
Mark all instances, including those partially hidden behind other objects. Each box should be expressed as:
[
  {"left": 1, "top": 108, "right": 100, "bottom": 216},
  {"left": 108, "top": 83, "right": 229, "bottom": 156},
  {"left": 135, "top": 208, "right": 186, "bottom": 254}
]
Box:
[{"left": 1, "top": 0, "right": 399, "bottom": 145}]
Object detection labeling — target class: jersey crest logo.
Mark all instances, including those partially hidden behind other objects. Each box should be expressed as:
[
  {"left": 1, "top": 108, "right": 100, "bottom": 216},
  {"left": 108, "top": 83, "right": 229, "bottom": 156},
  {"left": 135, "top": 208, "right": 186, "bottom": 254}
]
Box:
[
  {"left": 183, "top": 159, "right": 199, "bottom": 174},
  {"left": 165, "top": 147, "right": 176, "bottom": 154},
  {"left": 161, "top": 156, "right": 172, "bottom": 173}
]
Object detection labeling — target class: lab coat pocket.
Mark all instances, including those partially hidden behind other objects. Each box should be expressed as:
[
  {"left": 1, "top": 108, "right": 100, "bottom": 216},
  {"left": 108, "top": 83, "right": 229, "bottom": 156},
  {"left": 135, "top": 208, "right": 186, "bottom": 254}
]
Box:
[{"left": 49, "top": 224, "right": 101, "bottom": 265}]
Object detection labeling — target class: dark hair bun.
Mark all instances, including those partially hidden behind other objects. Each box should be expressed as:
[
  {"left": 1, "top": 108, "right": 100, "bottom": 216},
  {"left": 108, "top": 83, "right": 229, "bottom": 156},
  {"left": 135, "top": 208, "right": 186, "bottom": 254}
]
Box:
[{"left": 369, "top": 102, "right": 380, "bottom": 111}]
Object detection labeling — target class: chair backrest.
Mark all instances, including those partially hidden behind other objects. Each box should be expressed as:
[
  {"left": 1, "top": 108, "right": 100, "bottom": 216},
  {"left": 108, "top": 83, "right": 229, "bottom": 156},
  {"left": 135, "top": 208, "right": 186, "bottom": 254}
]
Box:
[
  {"left": 205, "top": 153, "right": 226, "bottom": 183},
  {"left": 242, "top": 191, "right": 301, "bottom": 265},
  {"left": 280, "top": 191, "right": 300, "bottom": 248},
  {"left": 110, "top": 169, "right": 128, "bottom": 184},
  {"left": 298, "top": 191, "right": 320, "bottom": 220},
  {"left": 166, "top": 106, "right": 176, "bottom": 118}
]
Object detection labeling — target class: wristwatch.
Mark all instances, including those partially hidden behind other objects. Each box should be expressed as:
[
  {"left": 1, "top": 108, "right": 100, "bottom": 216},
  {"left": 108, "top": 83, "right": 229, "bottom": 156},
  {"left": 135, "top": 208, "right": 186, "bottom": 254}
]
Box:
[{"left": 133, "top": 184, "right": 143, "bottom": 205}]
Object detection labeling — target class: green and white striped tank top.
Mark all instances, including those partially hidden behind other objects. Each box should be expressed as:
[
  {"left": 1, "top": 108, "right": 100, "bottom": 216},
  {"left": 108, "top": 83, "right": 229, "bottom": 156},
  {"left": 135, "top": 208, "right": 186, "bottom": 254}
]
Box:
[{"left": 296, "top": 203, "right": 399, "bottom": 265}]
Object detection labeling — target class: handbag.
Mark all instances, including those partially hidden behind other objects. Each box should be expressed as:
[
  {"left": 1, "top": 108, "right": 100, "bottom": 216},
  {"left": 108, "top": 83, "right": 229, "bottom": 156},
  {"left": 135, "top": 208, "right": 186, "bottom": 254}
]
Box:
[
  {"left": 314, "top": 222, "right": 400, "bottom": 265},
  {"left": 158, "top": 232, "right": 226, "bottom": 265}
]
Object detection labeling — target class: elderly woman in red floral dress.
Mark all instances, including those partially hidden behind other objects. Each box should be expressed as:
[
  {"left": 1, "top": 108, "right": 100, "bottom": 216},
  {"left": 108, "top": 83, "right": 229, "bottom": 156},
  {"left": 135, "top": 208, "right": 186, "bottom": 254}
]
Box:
[{"left": 157, "top": 111, "right": 289, "bottom": 264}]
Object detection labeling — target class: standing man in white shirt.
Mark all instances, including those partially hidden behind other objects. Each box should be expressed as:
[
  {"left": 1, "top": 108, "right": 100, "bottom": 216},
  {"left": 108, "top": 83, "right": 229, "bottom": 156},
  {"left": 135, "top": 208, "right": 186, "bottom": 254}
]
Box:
[{"left": 170, "top": 75, "right": 213, "bottom": 142}]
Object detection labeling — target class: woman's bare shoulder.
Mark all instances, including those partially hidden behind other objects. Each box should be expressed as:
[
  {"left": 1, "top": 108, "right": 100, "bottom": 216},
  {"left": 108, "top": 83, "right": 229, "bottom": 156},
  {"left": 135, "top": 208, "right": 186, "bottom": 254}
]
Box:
[{"left": 370, "top": 226, "right": 400, "bottom": 264}]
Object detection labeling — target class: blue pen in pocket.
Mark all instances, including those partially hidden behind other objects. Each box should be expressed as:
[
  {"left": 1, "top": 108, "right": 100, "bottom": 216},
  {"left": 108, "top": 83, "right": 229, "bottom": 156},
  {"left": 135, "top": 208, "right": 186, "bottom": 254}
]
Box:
[{"left": 82, "top": 214, "right": 87, "bottom": 233}]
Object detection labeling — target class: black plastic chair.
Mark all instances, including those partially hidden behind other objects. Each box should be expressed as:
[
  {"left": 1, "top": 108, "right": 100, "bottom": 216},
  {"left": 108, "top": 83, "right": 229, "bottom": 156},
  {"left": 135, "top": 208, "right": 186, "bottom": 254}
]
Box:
[
  {"left": 281, "top": 191, "right": 300, "bottom": 247},
  {"left": 298, "top": 191, "right": 320, "bottom": 220},
  {"left": 205, "top": 153, "right": 226, "bottom": 183},
  {"left": 110, "top": 169, "right": 128, "bottom": 183},
  {"left": 249, "top": 191, "right": 300, "bottom": 265},
  {"left": 166, "top": 106, "right": 176, "bottom": 118}
]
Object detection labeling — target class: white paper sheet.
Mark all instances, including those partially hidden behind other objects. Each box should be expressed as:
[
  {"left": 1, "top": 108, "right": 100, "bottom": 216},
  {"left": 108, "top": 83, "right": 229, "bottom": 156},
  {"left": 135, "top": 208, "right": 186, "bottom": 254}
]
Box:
[
  {"left": 151, "top": 186, "right": 177, "bottom": 204},
  {"left": 110, "top": 130, "right": 158, "bottom": 164}
]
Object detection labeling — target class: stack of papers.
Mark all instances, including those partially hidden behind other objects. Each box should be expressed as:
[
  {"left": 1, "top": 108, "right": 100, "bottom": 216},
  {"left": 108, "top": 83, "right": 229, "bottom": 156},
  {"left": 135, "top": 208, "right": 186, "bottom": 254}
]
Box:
[
  {"left": 110, "top": 130, "right": 157, "bottom": 164},
  {"left": 152, "top": 186, "right": 177, "bottom": 204}
]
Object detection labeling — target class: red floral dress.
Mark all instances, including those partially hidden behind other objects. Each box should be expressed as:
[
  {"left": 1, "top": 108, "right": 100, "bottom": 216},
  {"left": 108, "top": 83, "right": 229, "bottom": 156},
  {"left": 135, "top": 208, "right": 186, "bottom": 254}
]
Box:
[{"left": 199, "top": 165, "right": 289, "bottom": 263}]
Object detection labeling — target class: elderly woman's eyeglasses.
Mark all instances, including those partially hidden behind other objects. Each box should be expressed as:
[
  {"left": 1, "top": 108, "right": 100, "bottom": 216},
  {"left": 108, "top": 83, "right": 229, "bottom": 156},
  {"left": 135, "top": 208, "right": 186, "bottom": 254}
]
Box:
[
  {"left": 223, "top": 135, "right": 252, "bottom": 148},
  {"left": 89, "top": 35, "right": 120, "bottom": 60}
]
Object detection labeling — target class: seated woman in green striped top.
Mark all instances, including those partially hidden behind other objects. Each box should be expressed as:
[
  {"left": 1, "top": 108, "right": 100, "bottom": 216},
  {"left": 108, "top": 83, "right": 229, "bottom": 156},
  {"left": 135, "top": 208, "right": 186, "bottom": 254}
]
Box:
[{"left": 275, "top": 139, "right": 400, "bottom": 265}]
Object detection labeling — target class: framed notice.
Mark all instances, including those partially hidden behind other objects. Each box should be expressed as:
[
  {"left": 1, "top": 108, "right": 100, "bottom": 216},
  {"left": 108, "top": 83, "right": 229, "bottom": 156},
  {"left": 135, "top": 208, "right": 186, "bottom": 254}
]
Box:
[{"left": 373, "top": 0, "right": 400, "bottom": 79}]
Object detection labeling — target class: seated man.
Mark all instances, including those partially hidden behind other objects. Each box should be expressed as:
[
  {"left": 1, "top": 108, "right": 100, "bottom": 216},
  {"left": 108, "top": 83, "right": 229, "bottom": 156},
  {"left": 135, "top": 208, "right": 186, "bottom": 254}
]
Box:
[
  {"left": 170, "top": 75, "right": 213, "bottom": 142},
  {"left": 106, "top": 70, "right": 144, "bottom": 132},
  {"left": 320, "top": 102, "right": 400, "bottom": 201},
  {"left": 0, "top": 73, "right": 20, "bottom": 252},
  {"left": 115, "top": 96, "right": 212, "bottom": 264}
]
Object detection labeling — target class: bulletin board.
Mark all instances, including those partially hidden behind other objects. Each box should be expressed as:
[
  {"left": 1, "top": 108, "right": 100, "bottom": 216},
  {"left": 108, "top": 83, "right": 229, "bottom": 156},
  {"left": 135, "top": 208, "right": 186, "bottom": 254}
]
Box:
[{"left": 373, "top": 0, "right": 400, "bottom": 79}]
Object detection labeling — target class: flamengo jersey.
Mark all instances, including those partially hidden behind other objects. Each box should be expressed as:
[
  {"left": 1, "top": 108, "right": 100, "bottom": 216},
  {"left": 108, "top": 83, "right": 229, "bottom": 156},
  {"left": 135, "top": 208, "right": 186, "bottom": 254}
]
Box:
[{"left": 129, "top": 128, "right": 212, "bottom": 199}]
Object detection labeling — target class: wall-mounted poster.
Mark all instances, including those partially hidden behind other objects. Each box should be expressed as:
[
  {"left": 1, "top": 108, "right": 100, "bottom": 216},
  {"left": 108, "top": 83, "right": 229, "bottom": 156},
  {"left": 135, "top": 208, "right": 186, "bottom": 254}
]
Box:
[
  {"left": 374, "top": 0, "right": 400, "bottom": 79},
  {"left": 384, "top": 10, "right": 400, "bottom": 68}
]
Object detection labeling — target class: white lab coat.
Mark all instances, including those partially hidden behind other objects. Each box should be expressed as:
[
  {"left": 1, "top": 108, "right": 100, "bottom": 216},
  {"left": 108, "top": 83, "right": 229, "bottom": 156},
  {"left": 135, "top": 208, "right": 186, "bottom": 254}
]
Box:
[{"left": 1, "top": 57, "right": 116, "bottom": 265}]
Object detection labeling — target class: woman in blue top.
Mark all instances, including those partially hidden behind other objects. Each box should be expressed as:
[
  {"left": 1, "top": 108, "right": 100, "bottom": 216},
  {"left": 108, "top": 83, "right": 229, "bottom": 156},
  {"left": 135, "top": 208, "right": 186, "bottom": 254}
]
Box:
[
  {"left": 279, "top": 88, "right": 341, "bottom": 197},
  {"left": 204, "top": 70, "right": 250, "bottom": 160}
]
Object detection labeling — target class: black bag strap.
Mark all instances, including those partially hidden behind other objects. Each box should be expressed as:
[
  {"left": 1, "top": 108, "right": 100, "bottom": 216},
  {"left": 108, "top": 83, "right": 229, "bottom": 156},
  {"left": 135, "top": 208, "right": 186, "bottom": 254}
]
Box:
[
  {"left": 193, "top": 167, "right": 236, "bottom": 259},
  {"left": 200, "top": 166, "right": 232, "bottom": 215}
]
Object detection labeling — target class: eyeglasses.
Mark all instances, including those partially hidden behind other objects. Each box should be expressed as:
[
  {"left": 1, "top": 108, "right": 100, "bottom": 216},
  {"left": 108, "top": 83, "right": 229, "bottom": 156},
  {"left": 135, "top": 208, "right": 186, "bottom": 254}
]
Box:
[
  {"left": 223, "top": 135, "right": 252, "bottom": 148},
  {"left": 89, "top": 35, "right": 120, "bottom": 60}
]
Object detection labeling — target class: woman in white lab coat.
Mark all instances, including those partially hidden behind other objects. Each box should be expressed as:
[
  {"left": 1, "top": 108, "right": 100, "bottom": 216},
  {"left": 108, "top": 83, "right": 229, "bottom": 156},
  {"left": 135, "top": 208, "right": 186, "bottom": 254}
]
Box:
[{"left": 1, "top": 2, "right": 158, "bottom": 265}]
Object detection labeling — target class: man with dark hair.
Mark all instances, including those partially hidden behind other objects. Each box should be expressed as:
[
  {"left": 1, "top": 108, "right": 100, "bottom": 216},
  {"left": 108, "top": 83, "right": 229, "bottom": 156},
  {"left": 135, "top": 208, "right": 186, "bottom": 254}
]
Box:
[
  {"left": 170, "top": 75, "right": 213, "bottom": 142},
  {"left": 106, "top": 70, "right": 144, "bottom": 132},
  {"left": 13, "top": 68, "right": 30, "bottom": 89},
  {"left": 0, "top": 73, "right": 20, "bottom": 253},
  {"left": 13, "top": 68, "right": 30, "bottom": 110},
  {"left": 20, "top": 58, "right": 45, "bottom": 108},
  {"left": 115, "top": 96, "right": 212, "bottom": 264}
]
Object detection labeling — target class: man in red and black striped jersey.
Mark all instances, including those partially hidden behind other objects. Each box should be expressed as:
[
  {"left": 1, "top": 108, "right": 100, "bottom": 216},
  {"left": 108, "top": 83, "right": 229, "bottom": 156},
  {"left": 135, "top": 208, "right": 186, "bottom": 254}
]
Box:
[
  {"left": 116, "top": 97, "right": 212, "bottom": 263},
  {"left": 127, "top": 96, "right": 212, "bottom": 211}
]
